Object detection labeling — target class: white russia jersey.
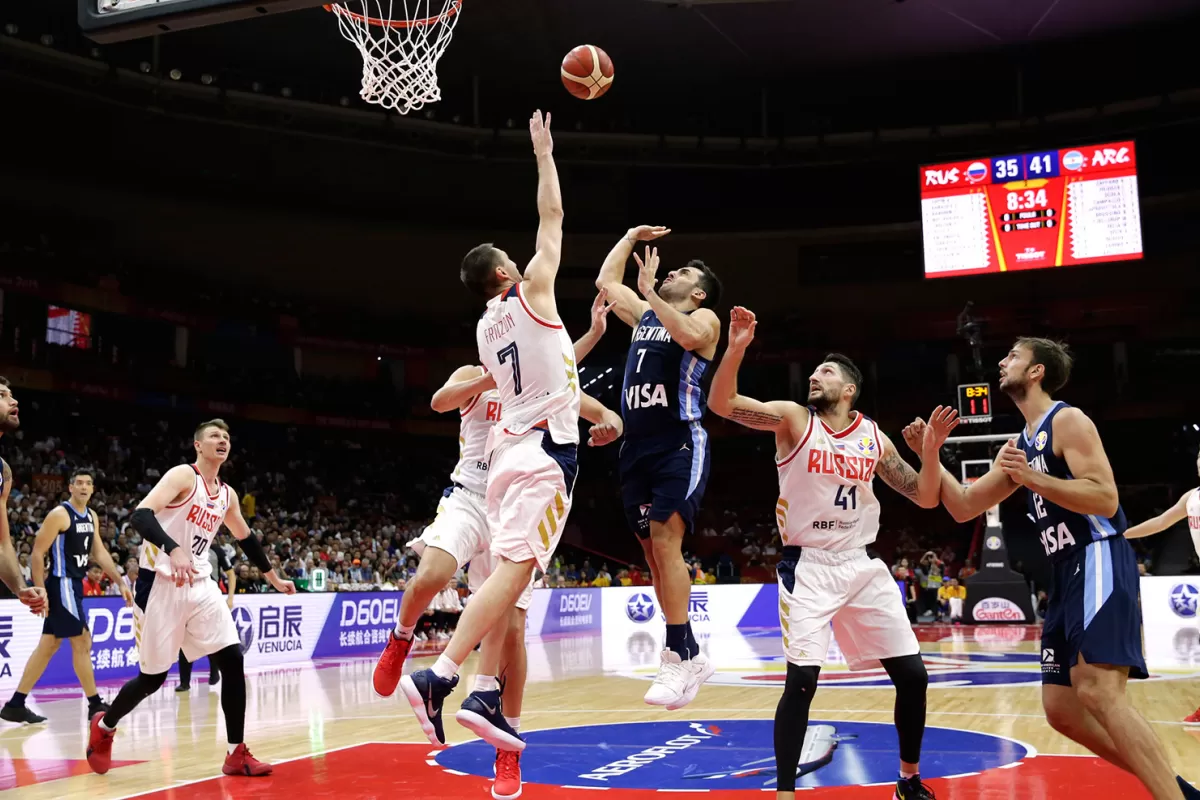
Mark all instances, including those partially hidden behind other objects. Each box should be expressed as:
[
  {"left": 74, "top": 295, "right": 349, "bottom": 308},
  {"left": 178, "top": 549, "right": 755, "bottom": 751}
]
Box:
[
  {"left": 476, "top": 282, "right": 580, "bottom": 445},
  {"left": 1188, "top": 488, "right": 1200, "bottom": 559},
  {"left": 775, "top": 411, "right": 883, "bottom": 551},
  {"left": 450, "top": 389, "right": 501, "bottom": 494},
  {"left": 139, "top": 466, "right": 231, "bottom": 581}
]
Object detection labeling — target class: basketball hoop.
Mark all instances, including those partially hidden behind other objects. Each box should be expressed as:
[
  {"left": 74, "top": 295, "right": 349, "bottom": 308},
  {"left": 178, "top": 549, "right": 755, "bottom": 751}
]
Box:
[{"left": 324, "top": 0, "right": 462, "bottom": 113}]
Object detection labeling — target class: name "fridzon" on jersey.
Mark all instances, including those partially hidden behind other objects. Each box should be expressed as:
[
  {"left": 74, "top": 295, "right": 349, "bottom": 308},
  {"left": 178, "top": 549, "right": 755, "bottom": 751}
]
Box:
[
  {"left": 626, "top": 383, "right": 669, "bottom": 409},
  {"left": 806, "top": 451, "right": 878, "bottom": 481},
  {"left": 185, "top": 504, "right": 223, "bottom": 534}
]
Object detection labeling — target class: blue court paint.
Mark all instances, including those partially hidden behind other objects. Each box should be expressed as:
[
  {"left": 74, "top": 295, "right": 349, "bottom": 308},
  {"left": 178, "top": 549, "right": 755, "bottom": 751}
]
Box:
[{"left": 436, "top": 718, "right": 1028, "bottom": 790}]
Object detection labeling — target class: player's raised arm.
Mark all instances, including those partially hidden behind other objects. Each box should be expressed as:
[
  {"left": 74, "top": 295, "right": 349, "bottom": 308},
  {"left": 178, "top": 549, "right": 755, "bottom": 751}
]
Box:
[
  {"left": 595, "top": 226, "right": 669, "bottom": 328},
  {"left": 223, "top": 488, "right": 295, "bottom": 595},
  {"left": 572, "top": 288, "right": 617, "bottom": 363},
  {"left": 998, "top": 407, "right": 1119, "bottom": 517},
  {"left": 580, "top": 392, "right": 624, "bottom": 447},
  {"left": 521, "top": 111, "right": 564, "bottom": 314},
  {"left": 1125, "top": 490, "right": 1192, "bottom": 539},
  {"left": 708, "top": 306, "right": 808, "bottom": 435},
  {"left": 876, "top": 407, "right": 959, "bottom": 509},
  {"left": 634, "top": 247, "right": 720, "bottom": 354},
  {"left": 430, "top": 365, "right": 497, "bottom": 414},
  {"left": 901, "top": 419, "right": 1020, "bottom": 522}
]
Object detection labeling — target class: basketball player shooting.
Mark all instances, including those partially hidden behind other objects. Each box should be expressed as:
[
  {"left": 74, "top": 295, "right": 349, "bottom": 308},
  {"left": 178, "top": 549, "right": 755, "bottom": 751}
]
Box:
[
  {"left": 593, "top": 229, "right": 722, "bottom": 709},
  {"left": 375, "top": 293, "right": 621, "bottom": 799},
  {"left": 86, "top": 419, "right": 294, "bottom": 778},
  {"left": 708, "top": 307, "right": 958, "bottom": 800},
  {"left": 2, "top": 469, "right": 131, "bottom": 725},
  {"left": 1124, "top": 448, "right": 1200, "bottom": 725},
  {"left": 0, "top": 378, "right": 48, "bottom": 617},
  {"left": 400, "top": 110, "right": 590, "bottom": 754},
  {"left": 902, "top": 338, "right": 1200, "bottom": 800}
]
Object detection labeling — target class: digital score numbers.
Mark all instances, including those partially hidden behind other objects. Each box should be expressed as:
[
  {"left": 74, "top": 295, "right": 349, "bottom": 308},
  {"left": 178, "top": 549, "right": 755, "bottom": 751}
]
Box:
[
  {"left": 957, "top": 383, "right": 992, "bottom": 424},
  {"left": 920, "top": 141, "right": 1144, "bottom": 278}
]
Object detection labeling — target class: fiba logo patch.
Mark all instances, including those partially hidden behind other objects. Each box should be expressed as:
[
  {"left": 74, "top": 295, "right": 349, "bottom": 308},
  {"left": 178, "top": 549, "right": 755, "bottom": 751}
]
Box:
[
  {"left": 1034, "top": 431, "right": 1048, "bottom": 451},
  {"left": 857, "top": 436, "right": 876, "bottom": 455},
  {"left": 985, "top": 535, "right": 1002, "bottom": 551},
  {"left": 232, "top": 606, "right": 255, "bottom": 654},
  {"left": 626, "top": 593, "right": 656, "bottom": 623},
  {"left": 1169, "top": 584, "right": 1199, "bottom": 619}
]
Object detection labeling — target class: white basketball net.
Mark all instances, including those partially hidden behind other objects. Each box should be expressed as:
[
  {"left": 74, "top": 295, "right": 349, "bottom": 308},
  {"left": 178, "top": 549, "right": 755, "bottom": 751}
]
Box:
[{"left": 327, "top": 0, "right": 462, "bottom": 114}]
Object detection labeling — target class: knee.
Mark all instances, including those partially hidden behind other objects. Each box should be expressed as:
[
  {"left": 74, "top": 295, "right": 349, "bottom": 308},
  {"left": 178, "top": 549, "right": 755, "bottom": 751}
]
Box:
[
  {"left": 1074, "top": 681, "right": 1112, "bottom": 716},
  {"left": 883, "top": 654, "right": 928, "bottom": 695},
  {"left": 1043, "top": 701, "right": 1076, "bottom": 735},
  {"left": 779, "top": 663, "right": 820, "bottom": 707},
  {"left": 209, "top": 644, "right": 244, "bottom": 672},
  {"left": 140, "top": 670, "right": 169, "bottom": 694},
  {"left": 649, "top": 531, "right": 679, "bottom": 564}
]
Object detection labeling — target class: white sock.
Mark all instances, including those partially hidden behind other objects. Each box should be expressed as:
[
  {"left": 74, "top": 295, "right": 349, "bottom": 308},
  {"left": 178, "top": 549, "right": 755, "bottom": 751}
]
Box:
[
  {"left": 98, "top": 718, "right": 116, "bottom": 732},
  {"left": 228, "top": 743, "right": 241, "bottom": 755},
  {"left": 432, "top": 654, "right": 459, "bottom": 680},
  {"left": 900, "top": 769, "right": 918, "bottom": 779},
  {"left": 504, "top": 716, "right": 520, "bottom": 732},
  {"left": 474, "top": 675, "right": 499, "bottom": 693},
  {"left": 394, "top": 621, "right": 416, "bottom": 639}
]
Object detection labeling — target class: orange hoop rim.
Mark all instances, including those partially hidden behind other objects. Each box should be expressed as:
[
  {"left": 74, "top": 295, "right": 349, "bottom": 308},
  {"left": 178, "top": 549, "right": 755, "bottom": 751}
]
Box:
[{"left": 324, "top": 0, "right": 461, "bottom": 29}]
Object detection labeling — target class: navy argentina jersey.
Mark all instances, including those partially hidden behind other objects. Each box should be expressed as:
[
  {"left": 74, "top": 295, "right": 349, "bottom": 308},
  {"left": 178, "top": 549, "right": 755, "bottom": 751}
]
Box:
[
  {"left": 45, "top": 503, "right": 96, "bottom": 639},
  {"left": 1024, "top": 401, "right": 1147, "bottom": 686},
  {"left": 619, "top": 308, "right": 711, "bottom": 539}
]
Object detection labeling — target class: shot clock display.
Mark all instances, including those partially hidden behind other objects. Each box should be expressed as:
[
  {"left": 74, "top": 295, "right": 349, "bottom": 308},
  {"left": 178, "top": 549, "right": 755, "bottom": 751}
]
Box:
[
  {"left": 957, "top": 383, "right": 992, "bottom": 424},
  {"left": 920, "top": 141, "right": 1143, "bottom": 278}
]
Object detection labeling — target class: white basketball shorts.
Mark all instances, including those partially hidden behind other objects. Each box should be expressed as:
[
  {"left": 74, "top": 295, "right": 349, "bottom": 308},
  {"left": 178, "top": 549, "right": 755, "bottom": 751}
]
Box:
[
  {"left": 486, "top": 428, "right": 578, "bottom": 573},
  {"left": 410, "top": 485, "right": 490, "bottom": 569},
  {"left": 777, "top": 547, "right": 919, "bottom": 671},
  {"left": 136, "top": 576, "right": 239, "bottom": 675}
]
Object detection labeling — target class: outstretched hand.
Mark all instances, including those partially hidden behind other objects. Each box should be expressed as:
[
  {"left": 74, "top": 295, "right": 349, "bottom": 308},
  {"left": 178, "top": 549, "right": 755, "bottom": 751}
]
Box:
[
  {"left": 529, "top": 110, "right": 553, "bottom": 157},
  {"left": 902, "top": 417, "right": 926, "bottom": 454},
  {"left": 727, "top": 306, "right": 758, "bottom": 352},
  {"left": 922, "top": 406, "right": 961, "bottom": 454},
  {"left": 627, "top": 225, "right": 671, "bottom": 243},
  {"left": 589, "top": 288, "right": 617, "bottom": 335},
  {"left": 633, "top": 246, "right": 660, "bottom": 298}
]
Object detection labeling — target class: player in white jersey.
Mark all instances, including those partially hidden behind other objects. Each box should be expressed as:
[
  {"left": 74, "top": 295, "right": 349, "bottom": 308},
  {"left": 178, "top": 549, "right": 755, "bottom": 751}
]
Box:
[
  {"left": 1124, "top": 448, "right": 1200, "bottom": 725},
  {"left": 375, "top": 295, "right": 621, "bottom": 800},
  {"left": 707, "top": 307, "right": 959, "bottom": 800},
  {"left": 401, "top": 109, "right": 599, "bottom": 755},
  {"left": 86, "top": 419, "right": 294, "bottom": 779}
]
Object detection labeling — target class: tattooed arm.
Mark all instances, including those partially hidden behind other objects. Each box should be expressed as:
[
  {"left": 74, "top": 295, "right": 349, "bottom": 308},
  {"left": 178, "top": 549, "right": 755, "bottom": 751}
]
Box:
[
  {"left": 708, "top": 306, "right": 809, "bottom": 452},
  {"left": 876, "top": 434, "right": 939, "bottom": 508}
]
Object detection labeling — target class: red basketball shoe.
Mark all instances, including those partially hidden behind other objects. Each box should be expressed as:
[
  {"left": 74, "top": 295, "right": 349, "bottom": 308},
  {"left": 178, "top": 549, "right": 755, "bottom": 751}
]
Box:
[
  {"left": 373, "top": 632, "right": 414, "bottom": 697},
  {"left": 223, "top": 743, "right": 274, "bottom": 776},
  {"left": 86, "top": 712, "right": 115, "bottom": 775},
  {"left": 492, "top": 749, "right": 522, "bottom": 800},
  {"left": 1184, "top": 707, "right": 1200, "bottom": 726}
]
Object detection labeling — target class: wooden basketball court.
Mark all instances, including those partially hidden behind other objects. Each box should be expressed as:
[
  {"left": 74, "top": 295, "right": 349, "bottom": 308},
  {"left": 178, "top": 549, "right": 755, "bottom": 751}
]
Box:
[{"left": 2, "top": 624, "right": 1198, "bottom": 799}]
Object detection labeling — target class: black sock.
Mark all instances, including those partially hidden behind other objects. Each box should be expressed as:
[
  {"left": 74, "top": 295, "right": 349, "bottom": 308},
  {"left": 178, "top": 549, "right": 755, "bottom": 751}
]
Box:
[
  {"left": 684, "top": 622, "right": 699, "bottom": 659},
  {"left": 665, "top": 624, "right": 688, "bottom": 659},
  {"left": 86, "top": 694, "right": 102, "bottom": 707},
  {"left": 103, "top": 671, "right": 169, "bottom": 728},
  {"left": 177, "top": 650, "right": 192, "bottom": 686},
  {"left": 209, "top": 645, "right": 246, "bottom": 745},
  {"left": 8, "top": 691, "right": 27, "bottom": 708},
  {"left": 882, "top": 654, "right": 928, "bottom": 766}
]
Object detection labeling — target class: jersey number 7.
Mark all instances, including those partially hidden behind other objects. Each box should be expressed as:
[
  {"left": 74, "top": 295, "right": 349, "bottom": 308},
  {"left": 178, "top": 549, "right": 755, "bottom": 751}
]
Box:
[{"left": 497, "top": 343, "right": 523, "bottom": 396}]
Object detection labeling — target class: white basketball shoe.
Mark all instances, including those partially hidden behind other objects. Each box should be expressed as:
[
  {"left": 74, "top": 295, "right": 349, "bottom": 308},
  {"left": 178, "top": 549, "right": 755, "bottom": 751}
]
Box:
[{"left": 643, "top": 649, "right": 714, "bottom": 710}]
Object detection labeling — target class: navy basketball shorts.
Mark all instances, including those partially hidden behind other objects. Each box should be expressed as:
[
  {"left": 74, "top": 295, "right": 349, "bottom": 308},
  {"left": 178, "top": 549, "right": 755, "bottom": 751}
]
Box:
[
  {"left": 620, "top": 441, "right": 711, "bottom": 540},
  {"left": 1041, "top": 535, "right": 1148, "bottom": 686},
  {"left": 43, "top": 576, "right": 88, "bottom": 639}
]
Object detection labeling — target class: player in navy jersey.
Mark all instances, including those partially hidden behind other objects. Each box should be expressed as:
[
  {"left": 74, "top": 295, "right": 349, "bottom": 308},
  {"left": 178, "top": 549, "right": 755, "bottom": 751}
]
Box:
[
  {"left": 904, "top": 338, "right": 1200, "bottom": 800},
  {"left": 0, "top": 377, "right": 48, "bottom": 618},
  {"left": 595, "top": 227, "right": 722, "bottom": 709},
  {"left": 2, "top": 469, "right": 131, "bottom": 724}
]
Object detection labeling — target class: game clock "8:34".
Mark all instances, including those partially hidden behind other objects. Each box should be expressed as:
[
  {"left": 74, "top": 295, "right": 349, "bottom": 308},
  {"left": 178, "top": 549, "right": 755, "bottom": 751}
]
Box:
[{"left": 957, "top": 383, "right": 992, "bottom": 423}]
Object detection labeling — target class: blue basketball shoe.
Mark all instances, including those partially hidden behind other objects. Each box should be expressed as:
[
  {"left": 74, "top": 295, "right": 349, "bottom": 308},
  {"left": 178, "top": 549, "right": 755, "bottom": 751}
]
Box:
[
  {"left": 455, "top": 689, "right": 525, "bottom": 752},
  {"left": 400, "top": 668, "right": 459, "bottom": 746}
]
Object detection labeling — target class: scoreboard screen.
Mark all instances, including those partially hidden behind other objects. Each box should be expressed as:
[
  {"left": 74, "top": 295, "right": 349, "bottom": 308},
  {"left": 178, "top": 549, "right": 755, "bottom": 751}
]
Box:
[
  {"left": 957, "top": 383, "right": 992, "bottom": 424},
  {"left": 920, "top": 141, "right": 1143, "bottom": 279}
]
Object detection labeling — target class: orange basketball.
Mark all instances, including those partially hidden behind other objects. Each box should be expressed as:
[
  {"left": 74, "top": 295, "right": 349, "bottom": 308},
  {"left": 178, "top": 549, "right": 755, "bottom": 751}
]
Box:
[{"left": 560, "top": 44, "right": 615, "bottom": 101}]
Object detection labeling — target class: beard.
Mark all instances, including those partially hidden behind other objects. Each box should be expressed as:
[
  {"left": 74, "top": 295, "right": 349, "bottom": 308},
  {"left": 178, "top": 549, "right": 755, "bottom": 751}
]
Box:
[
  {"left": 658, "top": 281, "right": 690, "bottom": 303},
  {"left": 0, "top": 412, "right": 18, "bottom": 433},
  {"left": 808, "top": 388, "right": 838, "bottom": 414},
  {"left": 1000, "top": 373, "right": 1029, "bottom": 400}
]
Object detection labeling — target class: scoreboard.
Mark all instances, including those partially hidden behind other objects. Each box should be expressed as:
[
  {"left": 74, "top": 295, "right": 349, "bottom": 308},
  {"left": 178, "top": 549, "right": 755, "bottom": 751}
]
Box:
[
  {"left": 957, "top": 383, "right": 992, "bottom": 425},
  {"left": 920, "top": 141, "right": 1143, "bottom": 279}
]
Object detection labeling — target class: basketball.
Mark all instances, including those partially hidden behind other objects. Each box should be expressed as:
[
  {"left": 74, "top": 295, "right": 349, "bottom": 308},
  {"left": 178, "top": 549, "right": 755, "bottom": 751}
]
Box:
[{"left": 560, "top": 44, "right": 615, "bottom": 101}]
